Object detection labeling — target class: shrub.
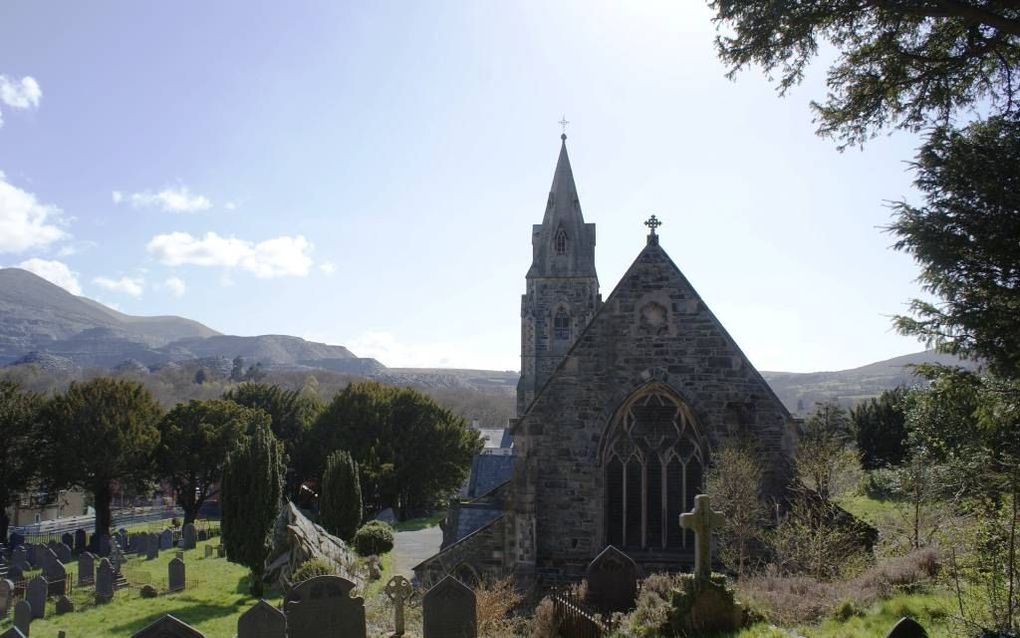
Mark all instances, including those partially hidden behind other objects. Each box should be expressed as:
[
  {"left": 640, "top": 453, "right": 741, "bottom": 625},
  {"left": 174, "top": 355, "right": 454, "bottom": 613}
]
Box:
[
  {"left": 352, "top": 520, "right": 394, "bottom": 555},
  {"left": 292, "top": 557, "right": 339, "bottom": 582},
  {"left": 319, "top": 449, "right": 362, "bottom": 541},
  {"left": 475, "top": 577, "right": 524, "bottom": 636}
]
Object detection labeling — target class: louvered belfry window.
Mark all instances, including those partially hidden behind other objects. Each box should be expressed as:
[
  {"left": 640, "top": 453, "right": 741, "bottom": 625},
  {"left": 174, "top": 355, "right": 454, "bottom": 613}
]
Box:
[{"left": 604, "top": 391, "right": 704, "bottom": 551}]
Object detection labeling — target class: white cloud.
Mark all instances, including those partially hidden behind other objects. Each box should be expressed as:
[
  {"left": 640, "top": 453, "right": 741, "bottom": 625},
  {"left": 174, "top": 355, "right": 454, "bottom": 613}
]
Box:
[
  {"left": 224, "top": 201, "right": 237, "bottom": 211},
  {"left": 17, "top": 258, "right": 81, "bottom": 295},
  {"left": 116, "top": 186, "right": 212, "bottom": 213},
  {"left": 93, "top": 275, "right": 144, "bottom": 297},
  {"left": 146, "top": 231, "right": 314, "bottom": 278},
  {"left": 0, "top": 172, "right": 68, "bottom": 253},
  {"left": 347, "top": 331, "right": 468, "bottom": 368},
  {"left": 164, "top": 276, "right": 186, "bottom": 298},
  {"left": 319, "top": 261, "right": 336, "bottom": 275},
  {"left": 0, "top": 76, "right": 42, "bottom": 109}
]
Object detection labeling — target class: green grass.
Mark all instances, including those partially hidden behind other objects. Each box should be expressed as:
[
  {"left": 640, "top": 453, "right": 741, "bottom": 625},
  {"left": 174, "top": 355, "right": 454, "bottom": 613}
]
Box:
[
  {"left": 1, "top": 538, "right": 281, "bottom": 638},
  {"left": 391, "top": 512, "right": 444, "bottom": 532},
  {"left": 836, "top": 493, "right": 908, "bottom": 526}
]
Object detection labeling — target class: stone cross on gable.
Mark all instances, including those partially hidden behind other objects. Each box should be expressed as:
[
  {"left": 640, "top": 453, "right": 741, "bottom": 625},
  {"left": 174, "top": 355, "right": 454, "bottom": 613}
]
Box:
[
  {"left": 384, "top": 575, "right": 414, "bottom": 636},
  {"left": 679, "top": 494, "right": 724, "bottom": 580},
  {"left": 644, "top": 214, "right": 662, "bottom": 235}
]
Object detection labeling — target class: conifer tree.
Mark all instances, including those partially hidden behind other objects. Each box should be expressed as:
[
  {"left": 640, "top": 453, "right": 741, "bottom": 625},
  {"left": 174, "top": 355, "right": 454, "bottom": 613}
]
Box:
[
  {"left": 221, "top": 421, "right": 284, "bottom": 596},
  {"left": 319, "top": 449, "right": 362, "bottom": 541}
]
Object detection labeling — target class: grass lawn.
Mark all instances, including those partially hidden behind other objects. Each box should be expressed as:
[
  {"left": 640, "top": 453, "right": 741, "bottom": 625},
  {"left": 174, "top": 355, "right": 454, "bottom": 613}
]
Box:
[
  {"left": 1, "top": 537, "right": 282, "bottom": 638},
  {"left": 391, "top": 512, "right": 444, "bottom": 533}
]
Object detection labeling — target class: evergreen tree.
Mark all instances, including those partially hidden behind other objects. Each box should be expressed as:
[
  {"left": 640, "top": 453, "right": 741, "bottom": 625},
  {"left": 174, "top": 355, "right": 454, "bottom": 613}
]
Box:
[
  {"left": 157, "top": 399, "right": 267, "bottom": 524},
  {"left": 319, "top": 449, "right": 362, "bottom": 541},
  {"left": 39, "top": 378, "right": 163, "bottom": 538},
  {"left": 230, "top": 356, "right": 245, "bottom": 382},
  {"left": 221, "top": 421, "right": 284, "bottom": 596},
  {"left": 852, "top": 387, "right": 909, "bottom": 469},
  {"left": 0, "top": 380, "right": 43, "bottom": 543}
]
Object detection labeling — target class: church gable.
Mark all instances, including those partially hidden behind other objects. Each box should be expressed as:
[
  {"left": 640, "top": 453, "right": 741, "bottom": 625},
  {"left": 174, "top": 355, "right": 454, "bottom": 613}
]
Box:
[{"left": 514, "top": 233, "right": 795, "bottom": 580}]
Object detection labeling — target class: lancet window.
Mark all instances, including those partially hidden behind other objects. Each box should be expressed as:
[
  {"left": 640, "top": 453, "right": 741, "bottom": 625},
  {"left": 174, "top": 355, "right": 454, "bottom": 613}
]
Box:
[{"left": 603, "top": 390, "right": 704, "bottom": 551}]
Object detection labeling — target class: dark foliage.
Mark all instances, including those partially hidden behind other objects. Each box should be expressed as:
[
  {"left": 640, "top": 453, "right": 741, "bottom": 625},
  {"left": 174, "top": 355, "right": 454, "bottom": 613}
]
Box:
[
  {"left": 319, "top": 449, "right": 363, "bottom": 541},
  {"left": 0, "top": 380, "right": 43, "bottom": 543},
  {"left": 852, "top": 387, "right": 909, "bottom": 468},
  {"left": 352, "top": 520, "right": 394, "bottom": 556}
]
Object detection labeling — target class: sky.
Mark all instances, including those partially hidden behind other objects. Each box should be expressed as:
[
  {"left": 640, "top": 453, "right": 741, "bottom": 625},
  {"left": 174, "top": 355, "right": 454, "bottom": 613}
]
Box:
[{"left": 0, "top": 1, "right": 931, "bottom": 373}]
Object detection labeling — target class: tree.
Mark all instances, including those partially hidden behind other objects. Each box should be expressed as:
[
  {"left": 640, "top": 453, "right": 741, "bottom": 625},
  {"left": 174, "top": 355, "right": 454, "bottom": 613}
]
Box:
[
  {"left": 0, "top": 380, "right": 43, "bottom": 543},
  {"left": 230, "top": 356, "right": 245, "bottom": 382},
  {"left": 890, "top": 117, "right": 1020, "bottom": 380},
  {"left": 319, "top": 449, "right": 362, "bottom": 541},
  {"left": 795, "top": 402, "right": 859, "bottom": 501},
  {"left": 709, "top": 1, "right": 1020, "bottom": 148},
  {"left": 221, "top": 421, "right": 284, "bottom": 596},
  {"left": 39, "top": 378, "right": 162, "bottom": 538},
  {"left": 157, "top": 399, "right": 267, "bottom": 525},
  {"left": 309, "top": 382, "right": 481, "bottom": 518},
  {"left": 223, "top": 382, "right": 321, "bottom": 494},
  {"left": 193, "top": 368, "right": 207, "bottom": 385},
  {"left": 852, "top": 387, "right": 909, "bottom": 468},
  {"left": 705, "top": 440, "right": 768, "bottom": 576}
]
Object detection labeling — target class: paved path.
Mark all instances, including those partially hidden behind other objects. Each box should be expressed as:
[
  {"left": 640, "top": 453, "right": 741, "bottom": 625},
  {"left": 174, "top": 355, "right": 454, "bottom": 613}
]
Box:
[{"left": 392, "top": 524, "right": 443, "bottom": 578}]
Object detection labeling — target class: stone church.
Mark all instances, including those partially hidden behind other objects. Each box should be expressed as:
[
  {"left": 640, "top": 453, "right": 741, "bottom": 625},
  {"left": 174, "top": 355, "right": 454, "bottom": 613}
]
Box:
[{"left": 415, "top": 134, "right": 796, "bottom": 587}]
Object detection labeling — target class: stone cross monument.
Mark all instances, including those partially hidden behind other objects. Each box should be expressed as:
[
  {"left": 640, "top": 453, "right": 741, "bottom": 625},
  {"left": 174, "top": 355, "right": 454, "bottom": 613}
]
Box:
[
  {"left": 679, "top": 494, "right": 724, "bottom": 580},
  {"left": 384, "top": 575, "right": 414, "bottom": 636}
]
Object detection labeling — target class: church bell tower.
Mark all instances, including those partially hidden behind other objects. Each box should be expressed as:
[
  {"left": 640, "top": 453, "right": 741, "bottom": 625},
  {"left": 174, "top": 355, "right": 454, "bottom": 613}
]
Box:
[{"left": 518, "top": 134, "right": 600, "bottom": 415}]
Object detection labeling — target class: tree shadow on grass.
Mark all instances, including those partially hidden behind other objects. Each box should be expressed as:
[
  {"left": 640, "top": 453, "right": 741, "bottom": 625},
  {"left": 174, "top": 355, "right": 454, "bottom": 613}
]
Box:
[
  {"left": 107, "top": 602, "right": 240, "bottom": 635},
  {"left": 392, "top": 513, "right": 444, "bottom": 532}
]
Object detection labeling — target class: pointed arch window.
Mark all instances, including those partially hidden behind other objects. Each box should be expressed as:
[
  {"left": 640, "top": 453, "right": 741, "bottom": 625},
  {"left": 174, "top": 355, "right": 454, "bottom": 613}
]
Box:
[
  {"left": 553, "top": 309, "right": 571, "bottom": 340},
  {"left": 554, "top": 228, "right": 568, "bottom": 255},
  {"left": 602, "top": 390, "right": 704, "bottom": 552}
]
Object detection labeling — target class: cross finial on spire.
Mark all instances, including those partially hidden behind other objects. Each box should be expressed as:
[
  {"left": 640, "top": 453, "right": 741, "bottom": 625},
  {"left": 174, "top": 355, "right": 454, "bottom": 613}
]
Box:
[
  {"left": 645, "top": 214, "right": 662, "bottom": 234},
  {"left": 559, "top": 115, "right": 570, "bottom": 140}
]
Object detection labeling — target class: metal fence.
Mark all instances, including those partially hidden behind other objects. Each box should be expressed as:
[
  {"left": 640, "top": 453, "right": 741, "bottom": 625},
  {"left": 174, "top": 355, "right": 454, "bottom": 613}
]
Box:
[
  {"left": 11, "top": 506, "right": 186, "bottom": 542},
  {"left": 550, "top": 587, "right": 613, "bottom": 638}
]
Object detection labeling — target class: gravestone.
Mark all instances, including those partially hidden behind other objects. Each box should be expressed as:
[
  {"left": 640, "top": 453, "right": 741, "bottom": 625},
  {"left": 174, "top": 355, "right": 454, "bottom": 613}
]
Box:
[
  {"left": 0, "top": 626, "right": 27, "bottom": 638},
  {"left": 25, "top": 545, "right": 37, "bottom": 567},
  {"left": 159, "top": 530, "right": 173, "bottom": 550},
  {"left": 237, "top": 599, "right": 286, "bottom": 638},
  {"left": 26, "top": 577, "right": 46, "bottom": 619},
  {"left": 73, "top": 529, "right": 86, "bottom": 555},
  {"left": 585, "top": 545, "right": 639, "bottom": 615},
  {"left": 216, "top": 545, "right": 225, "bottom": 558},
  {"left": 7, "top": 566, "right": 23, "bottom": 583},
  {"left": 886, "top": 617, "right": 928, "bottom": 638},
  {"left": 134, "top": 533, "right": 148, "bottom": 556},
  {"left": 0, "top": 578, "right": 13, "bottom": 618},
  {"left": 97, "top": 534, "right": 111, "bottom": 557},
  {"left": 284, "top": 575, "right": 365, "bottom": 638},
  {"left": 60, "top": 534, "right": 73, "bottom": 553},
  {"left": 176, "top": 550, "right": 185, "bottom": 562},
  {"left": 78, "top": 552, "right": 95, "bottom": 585},
  {"left": 96, "top": 558, "right": 114, "bottom": 603},
  {"left": 54, "top": 543, "right": 71, "bottom": 564},
  {"left": 204, "top": 545, "right": 213, "bottom": 558},
  {"left": 148, "top": 534, "right": 160, "bottom": 560},
  {"left": 384, "top": 575, "right": 413, "bottom": 637},
  {"left": 197, "top": 529, "right": 207, "bottom": 542},
  {"left": 141, "top": 584, "right": 158, "bottom": 598},
  {"left": 168, "top": 558, "right": 185, "bottom": 592},
  {"left": 422, "top": 575, "right": 476, "bottom": 638},
  {"left": 181, "top": 524, "right": 197, "bottom": 550},
  {"left": 110, "top": 543, "right": 125, "bottom": 572},
  {"left": 55, "top": 595, "right": 74, "bottom": 615},
  {"left": 9, "top": 532, "right": 24, "bottom": 549},
  {"left": 131, "top": 614, "right": 206, "bottom": 638},
  {"left": 42, "top": 553, "right": 66, "bottom": 596},
  {"left": 679, "top": 494, "right": 724, "bottom": 581},
  {"left": 13, "top": 599, "right": 31, "bottom": 636},
  {"left": 11, "top": 548, "right": 26, "bottom": 571},
  {"left": 118, "top": 529, "right": 128, "bottom": 549}
]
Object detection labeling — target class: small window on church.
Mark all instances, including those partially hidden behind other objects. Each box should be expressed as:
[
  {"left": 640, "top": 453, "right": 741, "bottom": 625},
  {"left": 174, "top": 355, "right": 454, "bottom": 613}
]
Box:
[
  {"left": 554, "top": 310, "right": 570, "bottom": 340},
  {"left": 554, "top": 229, "right": 568, "bottom": 255}
]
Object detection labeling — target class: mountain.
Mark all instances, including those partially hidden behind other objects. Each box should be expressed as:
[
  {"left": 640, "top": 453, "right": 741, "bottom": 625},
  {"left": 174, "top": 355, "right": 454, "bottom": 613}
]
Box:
[{"left": 0, "top": 268, "right": 380, "bottom": 372}]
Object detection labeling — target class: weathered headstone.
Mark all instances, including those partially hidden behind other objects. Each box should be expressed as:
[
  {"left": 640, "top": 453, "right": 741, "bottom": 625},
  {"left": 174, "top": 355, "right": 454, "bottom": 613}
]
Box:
[
  {"left": 42, "top": 553, "right": 66, "bottom": 596},
  {"left": 60, "top": 533, "right": 74, "bottom": 552},
  {"left": 134, "top": 533, "right": 148, "bottom": 556},
  {"left": 141, "top": 583, "right": 158, "bottom": 598},
  {"left": 175, "top": 550, "right": 184, "bottom": 562},
  {"left": 679, "top": 494, "right": 725, "bottom": 581},
  {"left": 0, "top": 625, "right": 27, "bottom": 638},
  {"left": 96, "top": 558, "right": 114, "bottom": 604},
  {"left": 148, "top": 533, "right": 160, "bottom": 560},
  {"left": 181, "top": 524, "right": 197, "bottom": 550},
  {"left": 585, "top": 545, "right": 639, "bottom": 615},
  {"left": 237, "top": 599, "right": 286, "bottom": 638},
  {"left": 54, "top": 542, "right": 71, "bottom": 564},
  {"left": 886, "top": 617, "right": 928, "bottom": 638},
  {"left": 216, "top": 544, "right": 225, "bottom": 558},
  {"left": 284, "top": 575, "right": 366, "bottom": 638},
  {"left": 13, "top": 599, "right": 31, "bottom": 636},
  {"left": 0, "top": 578, "right": 13, "bottom": 618},
  {"left": 26, "top": 577, "right": 46, "bottom": 619},
  {"left": 204, "top": 545, "right": 213, "bottom": 559},
  {"left": 110, "top": 542, "right": 125, "bottom": 572},
  {"left": 168, "top": 558, "right": 185, "bottom": 592},
  {"left": 117, "top": 529, "right": 128, "bottom": 549},
  {"left": 24, "top": 545, "right": 37, "bottom": 567},
  {"left": 9, "top": 532, "right": 24, "bottom": 549},
  {"left": 78, "top": 552, "right": 95, "bottom": 585},
  {"left": 7, "top": 565, "right": 23, "bottom": 583},
  {"left": 159, "top": 530, "right": 173, "bottom": 550},
  {"left": 422, "top": 575, "right": 476, "bottom": 638},
  {"left": 55, "top": 595, "right": 74, "bottom": 615},
  {"left": 11, "top": 547, "right": 26, "bottom": 571},
  {"left": 97, "top": 534, "right": 111, "bottom": 557},
  {"left": 131, "top": 614, "right": 206, "bottom": 638},
  {"left": 384, "top": 575, "right": 413, "bottom": 637},
  {"left": 197, "top": 529, "right": 207, "bottom": 542},
  {"left": 73, "top": 529, "right": 86, "bottom": 555}
]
